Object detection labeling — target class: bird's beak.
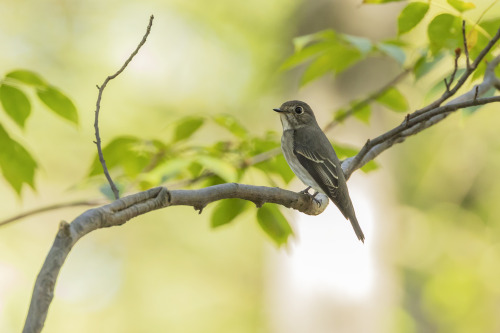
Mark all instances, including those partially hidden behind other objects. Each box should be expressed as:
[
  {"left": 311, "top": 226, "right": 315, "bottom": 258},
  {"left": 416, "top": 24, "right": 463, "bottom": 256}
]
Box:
[{"left": 273, "top": 108, "right": 283, "bottom": 113}]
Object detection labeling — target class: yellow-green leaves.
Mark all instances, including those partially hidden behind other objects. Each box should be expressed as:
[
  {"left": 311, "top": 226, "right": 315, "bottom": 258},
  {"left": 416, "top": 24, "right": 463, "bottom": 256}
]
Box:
[
  {"left": 37, "top": 85, "right": 78, "bottom": 125},
  {"left": 428, "top": 14, "right": 462, "bottom": 54},
  {"left": 257, "top": 204, "right": 293, "bottom": 246},
  {"left": 0, "top": 84, "right": 31, "bottom": 128},
  {"left": 447, "top": 0, "right": 475, "bottom": 12},
  {"left": 173, "top": 116, "right": 205, "bottom": 142},
  {"left": 0, "top": 124, "right": 37, "bottom": 194},
  {"left": 213, "top": 114, "right": 248, "bottom": 138},
  {"left": 376, "top": 87, "right": 409, "bottom": 112},
  {"left": 398, "top": 2, "right": 429, "bottom": 35},
  {"left": 211, "top": 198, "right": 250, "bottom": 228},
  {"left": 6, "top": 70, "right": 46, "bottom": 87},
  {"left": 197, "top": 156, "right": 238, "bottom": 183}
]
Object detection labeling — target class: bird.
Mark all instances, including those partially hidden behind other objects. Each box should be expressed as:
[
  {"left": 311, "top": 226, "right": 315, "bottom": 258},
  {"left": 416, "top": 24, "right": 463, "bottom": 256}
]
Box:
[{"left": 273, "top": 100, "right": 365, "bottom": 242}]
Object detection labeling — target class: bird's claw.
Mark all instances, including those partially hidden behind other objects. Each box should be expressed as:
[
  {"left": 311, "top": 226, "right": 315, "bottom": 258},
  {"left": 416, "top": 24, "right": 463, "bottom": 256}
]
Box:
[{"left": 299, "top": 186, "right": 311, "bottom": 194}]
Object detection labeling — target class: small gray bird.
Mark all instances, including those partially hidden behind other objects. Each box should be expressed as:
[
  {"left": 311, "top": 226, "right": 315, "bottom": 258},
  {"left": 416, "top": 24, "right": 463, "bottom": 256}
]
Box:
[{"left": 273, "top": 100, "right": 365, "bottom": 242}]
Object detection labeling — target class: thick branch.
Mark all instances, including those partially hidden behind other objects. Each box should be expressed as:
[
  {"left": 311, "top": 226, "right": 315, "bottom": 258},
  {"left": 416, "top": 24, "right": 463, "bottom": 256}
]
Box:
[{"left": 22, "top": 185, "right": 327, "bottom": 333}]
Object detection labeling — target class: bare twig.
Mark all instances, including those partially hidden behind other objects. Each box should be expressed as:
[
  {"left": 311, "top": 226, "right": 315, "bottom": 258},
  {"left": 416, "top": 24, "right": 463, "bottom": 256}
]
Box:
[
  {"left": 22, "top": 184, "right": 328, "bottom": 333},
  {"left": 444, "top": 48, "right": 461, "bottom": 91},
  {"left": 0, "top": 199, "right": 106, "bottom": 228},
  {"left": 463, "top": 20, "right": 471, "bottom": 69},
  {"left": 94, "top": 15, "right": 154, "bottom": 200}
]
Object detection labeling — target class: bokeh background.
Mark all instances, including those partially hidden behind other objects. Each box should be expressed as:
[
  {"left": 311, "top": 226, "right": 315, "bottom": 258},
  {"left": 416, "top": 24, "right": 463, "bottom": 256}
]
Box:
[{"left": 1, "top": 0, "right": 500, "bottom": 332}]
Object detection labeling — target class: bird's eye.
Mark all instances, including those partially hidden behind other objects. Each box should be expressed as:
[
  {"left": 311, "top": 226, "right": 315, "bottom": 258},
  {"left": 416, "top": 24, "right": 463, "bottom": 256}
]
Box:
[{"left": 295, "top": 106, "right": 303, "bottom": 114}]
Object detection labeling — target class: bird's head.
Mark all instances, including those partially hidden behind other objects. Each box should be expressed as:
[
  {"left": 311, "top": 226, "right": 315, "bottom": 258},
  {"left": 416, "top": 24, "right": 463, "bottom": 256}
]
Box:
[{"left": 273, "top": 100, "right": 317, "bottom": 130}]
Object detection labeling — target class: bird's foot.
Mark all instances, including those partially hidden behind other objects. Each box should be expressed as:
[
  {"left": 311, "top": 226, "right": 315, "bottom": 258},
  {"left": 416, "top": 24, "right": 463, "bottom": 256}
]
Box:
[{"left": 310, "top": 191, "right": 321, "bottom": 205}]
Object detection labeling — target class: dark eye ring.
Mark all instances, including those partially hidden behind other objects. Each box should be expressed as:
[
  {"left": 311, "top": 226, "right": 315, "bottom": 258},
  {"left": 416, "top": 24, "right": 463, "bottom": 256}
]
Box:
[{"left": 295, "top": 106, "right": 303, "bottom": 114}]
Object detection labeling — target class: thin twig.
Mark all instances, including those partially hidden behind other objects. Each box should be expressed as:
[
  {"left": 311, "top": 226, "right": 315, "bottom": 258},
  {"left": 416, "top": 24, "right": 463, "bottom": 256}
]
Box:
[
  {"left": 93, "top": 15, "right": 154, "bottom": 200},
  {"left": 463, "top": 20, "right": 471, "bottom": 69},
  {"left": 0, "top": 200, "right": 107, "bottom": 228},
  {"left": 445, "top": 48, "right": 461, "bottom": 91}
]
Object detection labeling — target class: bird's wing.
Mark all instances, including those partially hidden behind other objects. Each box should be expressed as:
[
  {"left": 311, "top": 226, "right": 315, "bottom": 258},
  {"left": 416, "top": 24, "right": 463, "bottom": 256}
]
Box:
[{"left": 293, "top": 144, "right": 339, "bottom": 195}]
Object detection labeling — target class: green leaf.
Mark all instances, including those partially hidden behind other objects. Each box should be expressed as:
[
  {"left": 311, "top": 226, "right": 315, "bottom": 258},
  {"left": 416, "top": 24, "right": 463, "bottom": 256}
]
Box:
[
  {"left": 414, "top": 52, "right": 445, "bottom": 80},
  {"left": 376, "top": 87, "right": 408, "bottom": 112},
  {"left": 6, "top": 70, "right": 46, "bottom": 87},
  {"left": 257, "top": 204, "right": 293, "bottom": 246},
  {"left": 37, "top": 85, "right": 78, "bottom": 124},
  {"left": 280, "top": 41, "right": 336, "bottom": 71},
  {"left": 292, "top": 30, "right": 337, "bottom": 51},
  {"left": 447, "top": 0, "right": 475, "bottom": 12},
  {"left": 173, "top": 116, "right": 204, "bottom": 142},
  {"left": 0, "top": 124, "right": 37, "bottom": 195},
  {"left": 428, "top": 14, "right": 462, "bottom": 54},
  {"left": 360, "top": 160, "right": 379, "bottom": 173},
  {"left": 398, "top": 2, "right": 429, "bottom": 35},
  {"left": 353, "top": 103, "right": 371, "bottom": 124},
  {"left": 213, "top": 114, "right": 247, "bottom": 138},
  {"left": 88, "top": 136, "right": 150, "bottom": 178},
  {"left": 343, "top": 34, "right": 373, "bottom": 54},
  {"left": 332, "top": 143, "right": 358, "bottom": 160},
  {"left": 377, "top": 42, "right": 406, "bottom": 64},
  {"left": 0, "top": 84, "right": 31, "bottom": 128},
  {"left": 363, "top": 0, "right": 404, "bottom": 3},
  {"left": 197, "top": 156, "right": 237, "bottom": 182},
  {"left": 254, "top": 154, "right": 296, "bottom": 184},
  {"left": 211, "top": 199, "right": 250, "bottom": 228}
]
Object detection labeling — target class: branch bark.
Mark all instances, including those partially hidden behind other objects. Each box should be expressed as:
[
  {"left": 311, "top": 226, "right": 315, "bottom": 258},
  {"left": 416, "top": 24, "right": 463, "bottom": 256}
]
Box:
[{"left": 22, "top": 185, "right": 328, "bottom": 333}]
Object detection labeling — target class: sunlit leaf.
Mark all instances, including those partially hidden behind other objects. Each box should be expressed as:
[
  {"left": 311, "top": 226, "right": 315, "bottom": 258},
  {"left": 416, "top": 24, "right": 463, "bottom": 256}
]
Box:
[
  {"left": 332, "top": 143, "right": 358, "bottom": 160},
  {"left": 37, "top": 85, "right": 78, "bottom": 125},
  {"left": 376, "top": 87, "right": 408, "bottom": 112},
  {"left": 0, "top": 84, "right": 31, "bottom": 128},
  {"left": 6, "top": 70, "right": 46, "bottom": 87},
  {"left": 447, "top": 0, "right": 475, "bottom": 12},
  {"left": 398, "top": 2, "right": 429, "bottom": 35},
  {"left": 0, "top": 124, "right": 37, "bottom": 195},
  {"left": 213, "top": 114, "right": 247, "bottom": 138},
  {"left": 197, "top": 155, "right": 237, "bottom": 182},
  {"left": 173, "top": 116, "right": 204, "bottom": 142},
  {"left": 479, "top": 18, "right": 500, "bottom": 37},
  {"left": 211, "top": 198, "right": 250, "bottom": 228},
  {"left": 88, "top": 136, "right": 150, "bottom": 178},
  {"left": 146, "top": 158, "right": 193, "bottom": 183},
  {"left": 377, "top": 42, "right": 406, "bottom": 64},
  {"left": 254, "top": 154, "right": 295, "bottom": 184},
  {"left": 428, "top": 14, "right": 462, "bottom": 54},
  {"left": 257, "top": 204, "right": 293, "bottom": 246},
  {"left": 280, "top": 41, "right": 336, "bottom": 71},
  {"left": 353, "top": 104, "right": 371, "bottom": 124},
  {"left": 292, "top": 30, "right": 336, "bottom": 51}
]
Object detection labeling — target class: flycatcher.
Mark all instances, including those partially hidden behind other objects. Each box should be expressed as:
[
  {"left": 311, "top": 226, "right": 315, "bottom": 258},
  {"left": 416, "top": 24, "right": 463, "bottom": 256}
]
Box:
[{"left": 273, "top": 100, "right": 365, "bottom": 242}]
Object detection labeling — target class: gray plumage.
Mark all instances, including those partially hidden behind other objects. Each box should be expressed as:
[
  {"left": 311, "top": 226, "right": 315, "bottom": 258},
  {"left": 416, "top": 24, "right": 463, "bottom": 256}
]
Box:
[{"left": 274, "top": 100, "right": 365, "bottom": 242}]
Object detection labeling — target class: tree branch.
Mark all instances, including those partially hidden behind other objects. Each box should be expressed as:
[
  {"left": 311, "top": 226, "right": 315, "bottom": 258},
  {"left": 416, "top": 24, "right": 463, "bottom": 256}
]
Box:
[
  {"left": 93, "top": 15, "right": 154, "bottom": 200},
  {"left": 22, "top": 184, "right": 328, "bottom": 333}
]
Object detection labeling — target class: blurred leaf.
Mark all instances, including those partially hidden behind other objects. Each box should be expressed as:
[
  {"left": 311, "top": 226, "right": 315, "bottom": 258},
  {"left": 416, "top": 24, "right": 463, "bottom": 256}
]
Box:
[
  {"left": 377, "top": 42, "right": 406, "bottom": 64},
  {"left": 173, "top": 116, "right": 205, "bottom": 142},
  {"left": 254, "top": 154, "right": 295, "bottom": 184},
  {"left": 6, "top": 70, "right": 46, "bottom": 87},
  {"left": 361, "top": 160, "right": 380, "bottom": 173},
  {"left": 0, "top": 84, "right": 31, "bottom": 128},
  {"left": 414, "top": 52, "right": 445, "bottom": 80},
  {"left": 188, "top": 161, "right": 203, "bottom": 178},
  {"left": 197, "top": 155, "right": 237, "bottom": 182},
  {"left": 398, "top": 2, "right": 429, "bottom": 35},
  {"left": 447, "top": 0, "right": 475, "bottom": 12},
  {"left": 211, "top": 198, "right": 250, "bottom": 228},
  {"left": 292, "top": 30, "right": 336, "bottom": 51},
  {"left": 332, "top": 143, "right": 357, "bottom": 160},
  {"left": 343, "top": 34, "right": 373, "bottom": 54},
  {"left": 376, "top": 87, "right": 409, "bottom": 112},
  {"left": 428, "top": 14, "right": 462, "bottom": 54},
  {"left": 479, "top": 18, "right": 500, "bottom": 37},
  {"left": 0, "top": 124, "right": 37, "bottom": 195},
  {"left": 213, "top": 114, "right": 247, "bottom": 138},
  {"left": 280, "top": 41, "right": 336, "bottom": 71},
  {"left": 425, "top": 68, "right": 466, "bottom": 101},
  {"left": 301, "top": 45, "right": 361, "bottom": 86},
  {"left": 257, "top": 204, "right": 293, "bottom": 246},
  {"left": 334, "top": 108, "right": 348, "bottom": 122},
  {"left": 363, "top": 0, "right": 404, "bottom": 3},
  {"left": 37, "top": 85, "right": 78, "bottom": 125},
  {"left": 147, "top": 158, "right": 193, "bottom": 183},
  {"left": 353, "top": 104, "right": 371, "bottom": 124},
  {"left": 88, "top": 136, "right": 150, "bottom": 178}
]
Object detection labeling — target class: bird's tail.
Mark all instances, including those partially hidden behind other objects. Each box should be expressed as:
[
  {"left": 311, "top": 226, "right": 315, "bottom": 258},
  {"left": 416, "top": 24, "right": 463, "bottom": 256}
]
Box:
[{"left": 349, "top": 214, "right": 365, "bottom": 243}]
